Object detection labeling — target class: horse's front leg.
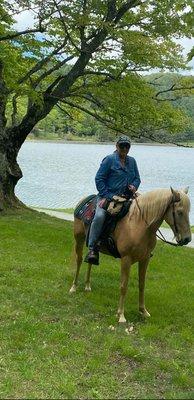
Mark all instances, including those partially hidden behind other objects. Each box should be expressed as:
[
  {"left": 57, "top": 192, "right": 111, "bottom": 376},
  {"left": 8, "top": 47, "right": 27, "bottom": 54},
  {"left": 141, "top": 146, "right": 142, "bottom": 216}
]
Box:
[
  {"left": 117, "top": 255, "right": 131, "bottom": 323},
  {"left": 138, "top": 257, "right": 151, "bottom": 317},
  {"left": 85, "top": 263, "right": 92, "bottom": 291}
]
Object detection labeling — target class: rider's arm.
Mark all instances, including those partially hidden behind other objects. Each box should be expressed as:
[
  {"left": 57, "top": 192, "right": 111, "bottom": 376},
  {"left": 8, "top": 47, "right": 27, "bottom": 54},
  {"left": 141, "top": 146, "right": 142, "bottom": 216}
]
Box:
[{"left": 95, "top": 156, "right": 112, "bottom": 199}]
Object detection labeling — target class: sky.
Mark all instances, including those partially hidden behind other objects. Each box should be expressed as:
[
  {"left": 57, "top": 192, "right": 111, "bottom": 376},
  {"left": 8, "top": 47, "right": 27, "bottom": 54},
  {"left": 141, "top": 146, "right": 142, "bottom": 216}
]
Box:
[{"left": 14, "top": 10, "right": 194, "bottom": 74}]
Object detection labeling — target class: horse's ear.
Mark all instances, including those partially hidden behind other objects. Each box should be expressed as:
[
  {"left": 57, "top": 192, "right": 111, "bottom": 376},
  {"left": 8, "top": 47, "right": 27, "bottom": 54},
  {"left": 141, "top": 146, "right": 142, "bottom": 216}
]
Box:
[
  {"left": 182, "top": 186, "right": 189, "bottom": 194},
  {"left": 170, "top": 187, "right": 180, "bottom": 202}
]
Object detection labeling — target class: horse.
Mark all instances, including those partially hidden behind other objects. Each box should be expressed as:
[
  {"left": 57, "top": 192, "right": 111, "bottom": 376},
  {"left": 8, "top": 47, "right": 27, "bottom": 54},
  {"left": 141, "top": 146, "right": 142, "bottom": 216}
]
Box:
[{"left": 70, "top": 187, "right": 191, "bottom": 323}]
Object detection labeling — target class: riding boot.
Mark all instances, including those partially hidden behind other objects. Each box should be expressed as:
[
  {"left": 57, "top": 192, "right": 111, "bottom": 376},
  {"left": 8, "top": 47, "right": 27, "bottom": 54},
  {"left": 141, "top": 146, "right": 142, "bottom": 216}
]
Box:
[
  {"left": 85, "top": 199, "right": 106, "bottom": 266},
  {"left": 84, "top": 248, "right": 99, "bottom": 265}
]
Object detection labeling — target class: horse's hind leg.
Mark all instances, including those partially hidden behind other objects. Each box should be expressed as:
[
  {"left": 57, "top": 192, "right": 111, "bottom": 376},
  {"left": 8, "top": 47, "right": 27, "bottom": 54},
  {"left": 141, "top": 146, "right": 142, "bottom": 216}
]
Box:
[
  {"left": 138, "top": 257, "right": 151, "bottom": 317},
  {"left": 69, "top": 236, "right": 85, "bottom": 293},
  {"left": 69, "top": 219, "right": 85, "bottom": 293}
]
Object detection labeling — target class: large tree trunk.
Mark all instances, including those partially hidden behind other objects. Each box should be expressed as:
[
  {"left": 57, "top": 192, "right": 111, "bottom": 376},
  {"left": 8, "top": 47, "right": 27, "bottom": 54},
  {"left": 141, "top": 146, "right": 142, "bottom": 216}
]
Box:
[
  {"left": 0, "top": 61, "right": 23, "bottom": 209},
  {"left": 0, "top": 144, "right": 23, "bottom": 210}
]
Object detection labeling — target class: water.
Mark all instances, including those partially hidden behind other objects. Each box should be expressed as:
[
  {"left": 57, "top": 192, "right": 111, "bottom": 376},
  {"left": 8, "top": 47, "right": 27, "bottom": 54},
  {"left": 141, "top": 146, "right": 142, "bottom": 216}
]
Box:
[{"left": 16, "top": 141, "right": 194, "bottom": 223}]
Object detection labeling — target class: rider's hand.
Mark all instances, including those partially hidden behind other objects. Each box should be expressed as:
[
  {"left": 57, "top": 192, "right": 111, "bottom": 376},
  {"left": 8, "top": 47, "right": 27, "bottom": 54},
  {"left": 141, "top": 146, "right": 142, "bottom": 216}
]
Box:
[
  {"left": 128, "top": 185, "right": 136, "bottom": 194},
  {"left": 98, "top": 198, "right": 108, "bottom": 208}
]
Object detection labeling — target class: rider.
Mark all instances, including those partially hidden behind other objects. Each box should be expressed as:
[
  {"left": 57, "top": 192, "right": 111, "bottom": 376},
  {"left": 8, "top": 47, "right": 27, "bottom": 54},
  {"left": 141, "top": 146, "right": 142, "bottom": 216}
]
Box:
[{"left": 85, "top": 135, "right": 141, "bottom": 265}]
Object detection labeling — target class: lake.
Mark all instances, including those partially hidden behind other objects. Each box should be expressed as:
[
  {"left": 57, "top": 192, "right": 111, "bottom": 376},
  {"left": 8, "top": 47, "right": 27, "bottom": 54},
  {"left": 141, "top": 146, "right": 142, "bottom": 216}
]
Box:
[{"left": 16, "top": 141, "right": 194, "bottom": 223}]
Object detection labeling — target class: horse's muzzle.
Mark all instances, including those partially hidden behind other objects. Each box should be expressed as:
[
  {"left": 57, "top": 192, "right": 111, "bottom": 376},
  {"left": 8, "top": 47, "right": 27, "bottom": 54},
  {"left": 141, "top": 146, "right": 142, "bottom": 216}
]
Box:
[{"left": 177, "top": 237, "right": 191, "bottom": 246}]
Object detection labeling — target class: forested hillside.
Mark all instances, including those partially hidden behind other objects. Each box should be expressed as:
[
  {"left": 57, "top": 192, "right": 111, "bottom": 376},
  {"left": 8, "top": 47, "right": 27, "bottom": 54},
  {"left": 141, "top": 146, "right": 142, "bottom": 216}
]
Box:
[
  {"left": 8, "top": 72, "right": 193, "bottom": 143},
  {"left": 145, "top": 73, "right": 194, "bottom": 143}
]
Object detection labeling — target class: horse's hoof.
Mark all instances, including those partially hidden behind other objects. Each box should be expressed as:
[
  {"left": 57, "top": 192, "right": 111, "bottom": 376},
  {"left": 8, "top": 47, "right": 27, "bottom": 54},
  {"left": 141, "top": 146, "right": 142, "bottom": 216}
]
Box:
[
  {"left": 139, "top": 309, "right": 151, "bottom": 317},
  {"left": 118, "top": 315, "right": 126, "bottom": 323},
  {"left": 69, "top": 284, "right": 76, "bottom": 293},
  {"left": 85, "top": 285, "right": 91, "bottom": 292}
]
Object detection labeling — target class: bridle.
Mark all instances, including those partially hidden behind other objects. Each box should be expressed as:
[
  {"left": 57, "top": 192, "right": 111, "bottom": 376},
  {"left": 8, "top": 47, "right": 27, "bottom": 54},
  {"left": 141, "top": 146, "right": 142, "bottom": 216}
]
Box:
[{"left": 134, "top": 191, "right": 180, "bottom": 247}]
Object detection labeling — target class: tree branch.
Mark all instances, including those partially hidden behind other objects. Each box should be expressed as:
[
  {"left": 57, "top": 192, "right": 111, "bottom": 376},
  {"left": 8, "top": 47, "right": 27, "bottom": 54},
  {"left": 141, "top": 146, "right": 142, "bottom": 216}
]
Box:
[
  {"left": 139, "top": 128, "right": 192, "bottom": 148},
  {"left": 0, "top": 24, "right": 44, "bottom": 42},
  {"left": 17, "top": 39, "right": 69, "bottom": 85},
  {"left": 79, "top": 0, "right": 87, "bottom": 50},
  {"left": 69, "top": 93, "right": 104, "bottom": 109},
  {"left": 56, "top": 104, "right": 74, "bottom": 120},
  {"left": 114, "top": 0, "right": 142, "bottom": 24},
  {"left": 44, "top": 76, "right": 64, "bottom": 94},
  {"left": 53, "top": 0, "right": 81, "bottom": 53},
  {"left": 33, "top": 55, "right": 74, "bottom": 88},
  {"left": 59, "top": 98, "right": 116, "bottom": 127},
  {"left": 155, "top": 84, "right": 194, "bottom": 99},
  {"left": 105, "top": 1, "right": 117, "bottom": 22}
]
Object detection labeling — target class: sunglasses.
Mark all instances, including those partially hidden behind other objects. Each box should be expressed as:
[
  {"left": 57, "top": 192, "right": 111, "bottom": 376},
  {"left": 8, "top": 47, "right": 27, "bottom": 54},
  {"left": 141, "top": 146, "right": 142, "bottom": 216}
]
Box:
[{"left": 118, "top": 143, "right": 130, "bottom": 149}]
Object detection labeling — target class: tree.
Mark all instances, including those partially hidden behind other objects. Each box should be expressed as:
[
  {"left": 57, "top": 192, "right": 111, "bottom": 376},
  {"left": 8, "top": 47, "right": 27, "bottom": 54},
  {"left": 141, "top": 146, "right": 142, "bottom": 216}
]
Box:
[{"left": 0, "top": 0, "right": 194, "bottom": 209}]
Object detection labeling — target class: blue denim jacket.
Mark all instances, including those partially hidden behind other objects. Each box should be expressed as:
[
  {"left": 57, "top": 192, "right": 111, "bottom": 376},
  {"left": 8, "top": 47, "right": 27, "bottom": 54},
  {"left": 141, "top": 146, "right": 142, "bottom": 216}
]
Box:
[{"left": 95, "top": 151, "right": 141, "bottom": 199}]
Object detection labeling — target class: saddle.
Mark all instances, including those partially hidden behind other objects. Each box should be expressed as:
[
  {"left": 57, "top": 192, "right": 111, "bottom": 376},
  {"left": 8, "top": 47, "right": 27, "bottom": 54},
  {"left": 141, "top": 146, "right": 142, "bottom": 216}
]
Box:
[
  {"left": 74, "top": 194, "right": 97, "bottom": 224},
  {"left": 74, "top": 194, "right": 133, "bottom": 258}
]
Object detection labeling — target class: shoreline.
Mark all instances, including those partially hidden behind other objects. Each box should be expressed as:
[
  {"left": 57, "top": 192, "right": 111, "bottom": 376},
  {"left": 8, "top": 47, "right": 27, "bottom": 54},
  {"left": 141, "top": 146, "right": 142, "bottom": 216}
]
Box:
[{"left": 26, "top": 138, "right": 180, "bottom": 147}]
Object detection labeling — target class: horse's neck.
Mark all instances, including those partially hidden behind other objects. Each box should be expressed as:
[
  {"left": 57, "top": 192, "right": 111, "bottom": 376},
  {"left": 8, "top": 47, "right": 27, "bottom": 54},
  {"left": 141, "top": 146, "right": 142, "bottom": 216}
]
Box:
[{"left": 133, "top": 190, "right": 171, "bottom": 230}]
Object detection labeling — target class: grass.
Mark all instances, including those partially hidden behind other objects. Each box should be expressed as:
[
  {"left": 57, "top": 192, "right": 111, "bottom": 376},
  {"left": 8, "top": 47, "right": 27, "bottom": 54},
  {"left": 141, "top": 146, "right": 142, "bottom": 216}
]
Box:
[
  {"left": 27, "top": 134, "right": 99, "bottom": 143},
  {"left": 179, "top": 141, "right": 194, "bottom": 147},
  {"left": 0, "top": 209, "right": 194, "bottom": 399}
]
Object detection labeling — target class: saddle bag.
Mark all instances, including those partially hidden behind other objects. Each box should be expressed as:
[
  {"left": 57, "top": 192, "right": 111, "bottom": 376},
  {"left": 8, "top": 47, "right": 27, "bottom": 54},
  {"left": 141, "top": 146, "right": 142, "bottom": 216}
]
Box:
[{"left": 106, "top": 195, "right": 129, "bottom": 216}]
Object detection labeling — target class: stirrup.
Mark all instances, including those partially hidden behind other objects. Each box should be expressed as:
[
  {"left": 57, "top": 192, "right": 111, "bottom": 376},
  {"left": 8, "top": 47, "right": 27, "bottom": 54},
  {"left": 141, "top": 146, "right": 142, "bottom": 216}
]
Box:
[{"left": 84, "top": 250, "right": 99, "bottom": 265}]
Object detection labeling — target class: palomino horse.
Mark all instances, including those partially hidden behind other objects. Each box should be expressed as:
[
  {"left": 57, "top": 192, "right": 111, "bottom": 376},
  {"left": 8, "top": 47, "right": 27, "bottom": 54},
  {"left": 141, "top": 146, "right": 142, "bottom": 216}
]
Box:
[{"left": 70, "top": 188, "right": 191, "bottom": 323}]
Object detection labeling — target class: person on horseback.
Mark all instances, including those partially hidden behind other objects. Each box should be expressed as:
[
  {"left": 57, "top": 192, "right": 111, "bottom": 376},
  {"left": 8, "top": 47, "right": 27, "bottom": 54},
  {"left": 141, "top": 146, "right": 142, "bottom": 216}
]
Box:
[{"left": 85, "top": 135, "right": 141, "bottom": 265}]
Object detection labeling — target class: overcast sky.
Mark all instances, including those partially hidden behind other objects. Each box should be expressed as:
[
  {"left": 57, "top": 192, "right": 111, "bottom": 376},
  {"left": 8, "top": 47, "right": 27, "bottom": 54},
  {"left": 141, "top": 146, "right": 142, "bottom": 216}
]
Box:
[{"left": 14, "top": 10, "right": 194, "bottom": 73}]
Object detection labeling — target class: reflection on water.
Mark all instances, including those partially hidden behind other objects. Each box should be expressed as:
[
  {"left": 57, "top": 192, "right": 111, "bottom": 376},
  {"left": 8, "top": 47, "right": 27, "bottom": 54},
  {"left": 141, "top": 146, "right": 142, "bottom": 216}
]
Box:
[{"left": 16, "top": 141, "right": 194, "bottom": 223}]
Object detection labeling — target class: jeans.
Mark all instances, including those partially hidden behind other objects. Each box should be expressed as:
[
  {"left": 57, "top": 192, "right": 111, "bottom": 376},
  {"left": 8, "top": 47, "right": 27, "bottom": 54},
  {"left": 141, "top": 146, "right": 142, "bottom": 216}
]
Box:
[{"left": 88, "top": 197, "right": 107, "bottom": 250}]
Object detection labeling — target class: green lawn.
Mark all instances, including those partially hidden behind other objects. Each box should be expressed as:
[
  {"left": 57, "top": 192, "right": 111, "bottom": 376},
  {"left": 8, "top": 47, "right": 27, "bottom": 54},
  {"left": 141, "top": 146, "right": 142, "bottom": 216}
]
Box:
[{"left": 0, "top": 209, "right": 194, "bottom": 399}]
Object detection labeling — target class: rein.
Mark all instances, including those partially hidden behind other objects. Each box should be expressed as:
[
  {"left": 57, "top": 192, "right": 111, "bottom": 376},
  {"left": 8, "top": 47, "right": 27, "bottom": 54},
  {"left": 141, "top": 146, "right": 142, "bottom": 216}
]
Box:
[{"left": 134, "top": 193, "right": 180, "bottom": 247}]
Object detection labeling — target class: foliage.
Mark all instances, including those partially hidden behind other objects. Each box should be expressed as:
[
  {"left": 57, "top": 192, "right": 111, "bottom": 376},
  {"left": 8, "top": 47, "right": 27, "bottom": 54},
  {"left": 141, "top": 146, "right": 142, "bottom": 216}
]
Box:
[{"left": 1, "top": 0, "right": 194, "bottom": 142}]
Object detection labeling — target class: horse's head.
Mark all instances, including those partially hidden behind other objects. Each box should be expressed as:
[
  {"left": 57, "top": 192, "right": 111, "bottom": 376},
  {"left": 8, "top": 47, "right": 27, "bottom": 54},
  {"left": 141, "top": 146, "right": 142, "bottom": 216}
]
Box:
[{"left": 164, "top": 187, "right": 191, "bottom": 246}]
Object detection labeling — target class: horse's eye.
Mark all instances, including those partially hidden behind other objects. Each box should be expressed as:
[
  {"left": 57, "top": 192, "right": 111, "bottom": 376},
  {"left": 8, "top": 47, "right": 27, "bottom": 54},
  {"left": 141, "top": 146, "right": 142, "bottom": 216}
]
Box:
[{"left": 177, "top": 210, "right": 183, "bottom": 217}]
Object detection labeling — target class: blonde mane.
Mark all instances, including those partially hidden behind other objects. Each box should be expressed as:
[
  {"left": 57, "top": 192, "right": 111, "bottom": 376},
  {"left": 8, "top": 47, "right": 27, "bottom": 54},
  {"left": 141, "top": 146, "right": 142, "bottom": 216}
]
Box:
[
  {"left": 131, "top": 188, "right": 190, "bottom": 225},
  {"left": 134, "top": 189, "right": 172, "bottom": 224}
]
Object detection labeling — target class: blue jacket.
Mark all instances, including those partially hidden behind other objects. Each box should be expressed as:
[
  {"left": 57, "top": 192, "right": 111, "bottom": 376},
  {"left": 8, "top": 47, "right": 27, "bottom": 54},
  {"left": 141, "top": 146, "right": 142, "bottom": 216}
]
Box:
[{"left": 95, "top": 151, "right": 141, "bottom": 199}]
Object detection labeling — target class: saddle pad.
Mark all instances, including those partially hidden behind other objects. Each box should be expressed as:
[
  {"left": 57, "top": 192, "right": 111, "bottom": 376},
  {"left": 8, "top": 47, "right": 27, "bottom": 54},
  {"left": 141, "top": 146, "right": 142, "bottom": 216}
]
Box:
[
  {"left": 75, "top": 195, "right": 133, "bottom": 259},
  {"left": 74, "top": 194, "right": 97, "bottom": 224}
]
